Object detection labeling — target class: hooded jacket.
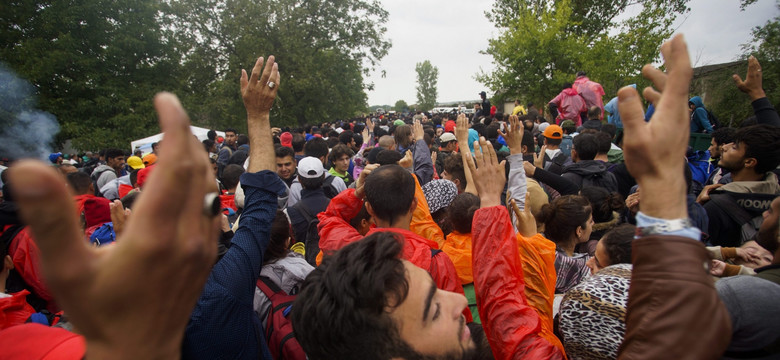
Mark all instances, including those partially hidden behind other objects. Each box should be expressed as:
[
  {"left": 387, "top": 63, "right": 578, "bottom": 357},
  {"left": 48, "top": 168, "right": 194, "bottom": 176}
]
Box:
[
  {"left": 689, "top": 96, "right": 714, "bottom": 133},
  {"left": 549, "top": 88, "right": 587, "bottom": 124},
  {"left": 317, "top": 187, "right": 470, "bottom": 321},
  {"left": 253, "top": 252, "right": 314, "bottom": 329},
  {"left": 562, "top": 160, "right": 619, "bottom": 193}
]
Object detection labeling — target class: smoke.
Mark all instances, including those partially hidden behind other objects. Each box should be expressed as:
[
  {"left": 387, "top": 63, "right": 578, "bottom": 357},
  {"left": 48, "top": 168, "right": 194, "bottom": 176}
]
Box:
[{"left": 0, "top": 63, "right": 60, "bottom": 161}]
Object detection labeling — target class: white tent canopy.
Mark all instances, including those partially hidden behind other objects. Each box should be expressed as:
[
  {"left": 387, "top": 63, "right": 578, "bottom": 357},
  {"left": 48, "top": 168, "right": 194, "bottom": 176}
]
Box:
[{"left": 130, "top": 126, "right": 225, "bottom": 155}]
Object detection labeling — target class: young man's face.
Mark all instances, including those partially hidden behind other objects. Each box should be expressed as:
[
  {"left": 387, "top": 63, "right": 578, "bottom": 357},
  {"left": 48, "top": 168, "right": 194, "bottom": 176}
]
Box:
[
  {"left": 708, "top": 138, "right": 723, "bottom": 158},
  {"left": 334, "top": 154, "right": 350, "bottom": 173},
  {"left": 276, "top": 155, "right": 296, "bottom": 180},
  {"left": 390, "top": 261, "right": 475, "bottom": 358},
  {"left": 225, "top": 131, "right": 237, "bottom": 146},
  {"left": 718, "top": 142, "right": 747, "bottom": 172},
  {"left": 108, "top": 156, "right": 126, "bottom": 171}
]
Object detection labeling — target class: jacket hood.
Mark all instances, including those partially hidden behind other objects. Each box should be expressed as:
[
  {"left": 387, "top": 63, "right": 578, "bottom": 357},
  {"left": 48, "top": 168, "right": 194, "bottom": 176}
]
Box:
[
  {"left": 563, "top": 160, "right": 608, "bottom": 176},
  {"left": 92, "top": 164, "right": 114, "bottom": 174},
  {"left": 719, "top": 172, "right": 780, "bottom": 195},
  {"left": 689, "top": 96, "right": 704, "bottom": 109},
  {"left": 562, "top": 88, "right": 579, "bottom": 96}
]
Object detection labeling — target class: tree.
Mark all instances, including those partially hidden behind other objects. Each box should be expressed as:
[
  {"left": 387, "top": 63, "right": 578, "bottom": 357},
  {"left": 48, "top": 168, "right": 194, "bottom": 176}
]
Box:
[
  {"left": 394, "top": 100, "right": 409, "bottom": 112},
  {"left": 1, "top": 0, "right": 184, "bottom": 151},
  {"left": 479, "top": 0, "right": 689, "bottom": 109},
  {"left": 166, "top": 0, "right": 390, "bottom": 128},
  {"left": 415, "top": 60, "right": 439, "bottom": 112}
]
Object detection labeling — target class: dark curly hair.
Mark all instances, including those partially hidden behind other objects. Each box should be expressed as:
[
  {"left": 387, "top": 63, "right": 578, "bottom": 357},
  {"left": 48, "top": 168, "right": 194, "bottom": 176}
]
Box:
[{"left": 291, "top": 232, "right": 411, "bottom": 359}]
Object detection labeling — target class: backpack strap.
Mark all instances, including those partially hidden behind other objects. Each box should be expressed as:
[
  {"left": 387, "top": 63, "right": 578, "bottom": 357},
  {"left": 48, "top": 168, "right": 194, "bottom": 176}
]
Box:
[{"left": 257, "top": 275, "right": 286, "bottom": 297}]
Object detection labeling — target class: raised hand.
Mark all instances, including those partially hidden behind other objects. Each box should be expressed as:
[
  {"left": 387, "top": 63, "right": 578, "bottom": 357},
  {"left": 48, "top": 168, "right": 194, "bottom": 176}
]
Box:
[
  {"left": 355, "top": 163, "right": 380, "bottom": 199},
  {"left": 534, "top": 145, "right": 545, "bottom": 168},
  {"left": 242, "top": 56, "right": 280, "bottom": 173},
  {"left": 413, "top": 119, "right": 424, "bottom": 141},
  {"left": 498, "top": 115, "right": 523, "bottom": 155},
  {"left": 109, "top": 199, "right": 131, "bottom": 236},
  {"left": 9, "top": 93, "right": 220, "bottom": 359},
  {"left": 617, "top": 34, "right": 693, "bottom": 220},
  {"left": 464, "top": 137, "right": 506, "bottom": 208},
  {"left": 732, "top": 56, "right": 765, "bottom": 101},
  {"left": 455, "top": 113, "right": 470, "bottom": 146}
]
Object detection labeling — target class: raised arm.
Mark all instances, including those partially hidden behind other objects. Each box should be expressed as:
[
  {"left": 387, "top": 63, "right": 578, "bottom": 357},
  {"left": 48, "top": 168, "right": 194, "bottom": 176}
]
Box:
[
  {"left": 733, "top": 56, "right": 780, "bottom": 127},
  {"left": 455, "top": 113, "right": 478, "bottom": 194},
  {"left": 468, "top": 137, "right": 564, "bottom": 360},
  {"left": 615, "top": 35, "right": 732, "bottom": 359}
]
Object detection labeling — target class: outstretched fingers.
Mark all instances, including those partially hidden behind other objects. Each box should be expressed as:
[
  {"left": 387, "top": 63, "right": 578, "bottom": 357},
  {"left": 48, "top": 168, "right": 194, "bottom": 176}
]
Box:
[{"left": 249, "top": 57, "right": 264, "bottom": 86}]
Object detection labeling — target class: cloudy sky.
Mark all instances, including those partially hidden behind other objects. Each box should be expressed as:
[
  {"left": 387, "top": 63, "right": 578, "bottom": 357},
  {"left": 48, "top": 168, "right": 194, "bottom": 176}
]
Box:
[{"left": 364, "top": 0, "right": 780, "bottom": 106}]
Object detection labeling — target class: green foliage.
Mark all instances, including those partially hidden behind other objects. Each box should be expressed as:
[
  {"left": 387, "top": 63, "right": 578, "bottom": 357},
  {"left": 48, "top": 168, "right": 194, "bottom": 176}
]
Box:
[
  {"left": 479, "top": 0, "right": 689, "bottom": 109},
  {"left": 394, "top": 99, "right": 409, "bottom": 112},
  {"left": 1, "top": 0, "right": 184, "bottom": 151},
  {"left": 167, "top": 0, "right": 390, "bottom": 129},
  {"left": 743, "top": 11, "right": 780, "bottom": 106},
  {"left": 0, "top": 0, "right": 388, "bottom": 152},
  {"left": 415, "top": 60, "right": 439, "bottom": 112}
]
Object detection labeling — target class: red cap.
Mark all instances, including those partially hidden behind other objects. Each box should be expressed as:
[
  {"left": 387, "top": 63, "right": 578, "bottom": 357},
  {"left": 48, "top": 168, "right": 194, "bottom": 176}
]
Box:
[{"left": 280, "top": 132, "right": 293, "bottom": 148}]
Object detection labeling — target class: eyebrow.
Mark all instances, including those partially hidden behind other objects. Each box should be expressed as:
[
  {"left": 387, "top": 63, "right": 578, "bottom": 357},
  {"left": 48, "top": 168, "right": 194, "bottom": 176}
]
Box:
[{"left": 421, "top": 276, "right": 436, "bottom": 323}]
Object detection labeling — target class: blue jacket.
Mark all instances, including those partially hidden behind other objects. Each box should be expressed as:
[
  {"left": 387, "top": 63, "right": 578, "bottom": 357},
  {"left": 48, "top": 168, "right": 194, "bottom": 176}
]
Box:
[
  {"left": 183, "top": 170, "right": 286, "bottom": 359},
  {"left": 689, "top": 96, "right": 713, "bottom": 133}
]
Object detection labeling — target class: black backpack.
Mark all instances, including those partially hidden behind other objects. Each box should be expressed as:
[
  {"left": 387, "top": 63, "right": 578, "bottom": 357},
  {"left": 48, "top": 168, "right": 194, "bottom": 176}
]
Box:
[
  {"left": 709, "top": 192, "right": 776, "bottom": 244},
  {"left": 90, "top": 168, "right": 113, "bottom": 197},
  {"left": 321, "top": 175, "right": 339, "bottom": 199},
  {"left": 291, "top": 202, "right": 320, "bottom": 266},
  {"left": 707, "top": 109, "right": 722, "bottom": 130}
]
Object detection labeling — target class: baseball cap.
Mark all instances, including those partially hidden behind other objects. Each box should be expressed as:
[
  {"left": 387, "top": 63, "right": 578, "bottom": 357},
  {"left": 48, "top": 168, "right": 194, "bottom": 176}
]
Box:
[
  {"left": 393, "top": 120, "right": 405, "bottom": 127},
  {"left": 543, "top": 124, "right": 563, "bottom": 139},
  {"left": 439, "top": 133, "right": 456, "bottom": 143},
  {"left": 297, "top": 156, "right": 325, "bottom": 179},
  {"left": 478, "top": 91, "right": 486, "bottom": 96},
  {"left": 142, "top": 153, "right": 157, "bottom": 166},
  {"left": 126, "top": 156, "right": 145, "bottom": 170},
  {"left": 280, "top": 132, "right": 293, "bottom": 148}
]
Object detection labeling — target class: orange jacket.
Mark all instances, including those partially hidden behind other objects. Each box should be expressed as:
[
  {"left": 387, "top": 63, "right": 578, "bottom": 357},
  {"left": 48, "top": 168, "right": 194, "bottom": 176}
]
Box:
[
  {"left": 409, "top": 176, "right": 445, "bottom": 248},
  {"left": 515, "top": 233, "right": 564, "bottom": 354},
  {"left": 441, "top": 231, "right": 473, "bottom": 284}
]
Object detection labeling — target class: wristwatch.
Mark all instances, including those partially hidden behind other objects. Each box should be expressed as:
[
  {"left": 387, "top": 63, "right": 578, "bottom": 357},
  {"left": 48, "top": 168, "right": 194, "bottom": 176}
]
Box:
[{"left": 636, "top": 218, "right": 693, "bottom": 237}]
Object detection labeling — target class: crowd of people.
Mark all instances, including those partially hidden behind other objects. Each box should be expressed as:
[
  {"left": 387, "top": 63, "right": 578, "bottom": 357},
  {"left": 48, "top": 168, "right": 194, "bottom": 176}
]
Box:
[{"left": 0, "top": 35, "right": 779, "bottom": 359}]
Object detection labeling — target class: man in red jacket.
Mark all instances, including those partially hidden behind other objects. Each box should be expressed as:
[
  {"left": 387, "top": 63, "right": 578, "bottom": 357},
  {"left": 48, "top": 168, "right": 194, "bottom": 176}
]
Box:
[{"left": 317, "top": 163, "right": 467, "bottom": 310}]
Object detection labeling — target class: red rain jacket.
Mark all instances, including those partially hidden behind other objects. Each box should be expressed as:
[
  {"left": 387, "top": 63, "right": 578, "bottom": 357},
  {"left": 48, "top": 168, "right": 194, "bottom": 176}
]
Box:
[
  {"left": 472, "top": 206, "right": 565, "bottom": 359},
  {"left": 318, "top": 188, "right": 471, "bottom": 321}
]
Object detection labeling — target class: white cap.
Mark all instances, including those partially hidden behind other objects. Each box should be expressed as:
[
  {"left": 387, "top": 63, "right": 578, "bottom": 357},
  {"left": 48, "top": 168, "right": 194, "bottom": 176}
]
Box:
[
  {"left": 297, "top": 156, "right": 325, "bottom": 179},
  {"left": 439, "top": 132, "right": 456, "bottom": 143}
]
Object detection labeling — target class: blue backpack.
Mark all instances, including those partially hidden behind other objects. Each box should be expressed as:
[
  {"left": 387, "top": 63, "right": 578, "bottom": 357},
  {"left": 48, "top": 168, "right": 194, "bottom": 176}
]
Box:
[
  {"left": 89, "top": 222, "right": 116, "bottom": 246},
  {"left": 687, "top": 149, "right": 712, "bottom": 195}
]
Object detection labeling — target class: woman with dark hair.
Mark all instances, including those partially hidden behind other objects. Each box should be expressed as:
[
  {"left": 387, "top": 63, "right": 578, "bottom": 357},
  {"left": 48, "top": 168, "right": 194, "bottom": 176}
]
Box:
[
  {"left": 559, "top": 224, "right": 635, "bottom": 360},
  {"left": 253, "top": 210, "right": 313, "bottom": 329},
  {"left": 440, "top": 193, "right": 481, "bottom": 322},
  {"left": 536, "top": 195, "right": 594, "bottom": 294},
  {"left": 576, "top": 186, "right": 625, "bottom": 256}
]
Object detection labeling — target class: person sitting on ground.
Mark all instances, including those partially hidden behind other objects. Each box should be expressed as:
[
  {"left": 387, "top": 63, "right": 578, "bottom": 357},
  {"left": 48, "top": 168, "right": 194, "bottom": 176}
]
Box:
[
  {"left": 560, "top": 224, "right": 636, "bottom": 360},
  {"left": 539, "top": 125, "right": 570, "bottom": 175},
  {"left": 440, "top": 193, "right": 481, "bottom": 322},
  {"left": 698, "top": 124, "right": 780, "bottom": 247},
  {"left": 575, "top": 186, "right": 625, "bottom": 256},
  {"left": 537, "top": 195, "right": 594, "bottom": 294},
  {"left": 561, "top": 134, "right": 619, "bottom": 193},
  {"left": 706, "top": 127, "right": 737, "bottom": 186}
]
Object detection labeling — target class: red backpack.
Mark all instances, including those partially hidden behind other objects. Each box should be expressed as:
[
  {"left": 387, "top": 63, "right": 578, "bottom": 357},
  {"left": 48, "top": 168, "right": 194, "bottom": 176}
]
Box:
[{"left": 256, "top": 276, "right": 306, "bottom": 360}]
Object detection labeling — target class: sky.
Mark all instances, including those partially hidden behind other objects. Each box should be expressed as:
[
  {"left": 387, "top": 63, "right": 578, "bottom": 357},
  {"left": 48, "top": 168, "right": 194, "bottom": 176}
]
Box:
[{"left": 363, "top": 0, "right": 780, "bottom": 107}]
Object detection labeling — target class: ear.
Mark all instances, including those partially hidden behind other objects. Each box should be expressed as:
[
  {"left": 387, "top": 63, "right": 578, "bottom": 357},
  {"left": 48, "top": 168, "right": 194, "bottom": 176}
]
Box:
[
  {"left": 571, "top": 149, "right": 579, "bottom": 162},
  {"left": 744, "top": 157, "right": 757, "bottom": 170},
  {"left": 576, "top": 225, "right": 584, "bottom": 240},
  {"left": 408, "top": 197, "right": 418, "bottom": 214},
  {"left": 4, "top": 255, "right": 13, "bottom": 271},
  {"left": 365, "top": 202, "right": 377, "bottom": 219},
  {"left": 521, "top": 145, "right": 528, "bottom": 154},
  {"left": 88, "top": 183, "right": 95, "bottom": 194}
]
